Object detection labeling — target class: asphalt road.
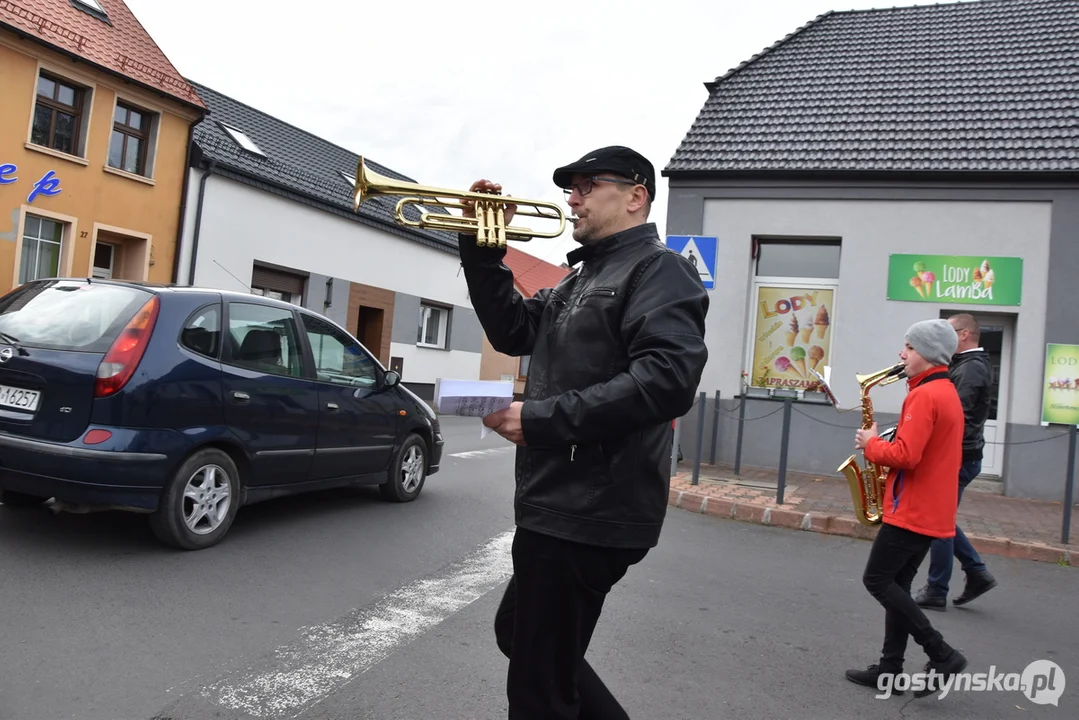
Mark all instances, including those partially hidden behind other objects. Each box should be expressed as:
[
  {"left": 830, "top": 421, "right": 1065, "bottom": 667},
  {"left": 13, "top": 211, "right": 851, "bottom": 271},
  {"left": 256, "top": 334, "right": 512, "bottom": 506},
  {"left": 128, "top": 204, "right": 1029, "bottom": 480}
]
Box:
[{"left": 0, "top": 415, "right": 1075, "bottom": 720}]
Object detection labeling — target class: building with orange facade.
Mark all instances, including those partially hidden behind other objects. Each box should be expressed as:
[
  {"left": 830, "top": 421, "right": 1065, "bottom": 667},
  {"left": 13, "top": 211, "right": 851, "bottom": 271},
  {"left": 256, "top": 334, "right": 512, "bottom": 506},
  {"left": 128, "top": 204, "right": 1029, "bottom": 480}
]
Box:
[
  {"left": 478, "top": 245, "right": 570, "bottom": 398},
  {"left": 0, "top": 0, "right": 205, "bottom": 292}
]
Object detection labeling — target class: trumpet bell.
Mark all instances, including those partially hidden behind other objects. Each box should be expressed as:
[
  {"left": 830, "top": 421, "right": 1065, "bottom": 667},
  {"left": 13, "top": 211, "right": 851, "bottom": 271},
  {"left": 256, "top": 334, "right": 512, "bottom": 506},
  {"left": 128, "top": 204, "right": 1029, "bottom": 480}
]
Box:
[{"left": 351, "top": 156, "right": 567, "bottom": 249}]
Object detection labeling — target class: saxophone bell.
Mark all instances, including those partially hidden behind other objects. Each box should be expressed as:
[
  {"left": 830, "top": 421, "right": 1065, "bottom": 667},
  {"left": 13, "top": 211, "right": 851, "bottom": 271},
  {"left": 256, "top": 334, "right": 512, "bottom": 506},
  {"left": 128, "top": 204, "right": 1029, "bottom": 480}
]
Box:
[{"left": 817, "top": 362, "right": 906, "bottom": 527}]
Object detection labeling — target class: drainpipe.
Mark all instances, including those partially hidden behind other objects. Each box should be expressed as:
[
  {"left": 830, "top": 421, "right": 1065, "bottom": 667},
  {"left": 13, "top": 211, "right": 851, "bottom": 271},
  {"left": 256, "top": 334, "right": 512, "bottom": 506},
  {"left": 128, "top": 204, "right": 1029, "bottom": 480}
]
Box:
[
  {"left": 171, "top": 121, "right": 198, "bottom": 285},
  {"left": 188, "top": 159, "right": 216, "bottom": 286}
]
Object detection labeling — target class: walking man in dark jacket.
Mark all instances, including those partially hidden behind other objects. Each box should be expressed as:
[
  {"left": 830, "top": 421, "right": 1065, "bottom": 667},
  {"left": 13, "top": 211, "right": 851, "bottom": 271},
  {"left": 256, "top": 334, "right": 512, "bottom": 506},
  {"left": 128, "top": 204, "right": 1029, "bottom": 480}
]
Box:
[
  {"left": 914, "top": 313, "right": 998, "bottom": 610},
  {"left": 458, "top": 146, "right": 709, "bottom": 719}
]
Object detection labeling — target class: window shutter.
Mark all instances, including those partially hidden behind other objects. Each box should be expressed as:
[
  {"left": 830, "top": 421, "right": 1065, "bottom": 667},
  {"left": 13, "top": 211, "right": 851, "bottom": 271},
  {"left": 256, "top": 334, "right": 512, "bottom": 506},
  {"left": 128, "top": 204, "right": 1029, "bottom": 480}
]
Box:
[{"left": 251, "top": 265, "right": 306, "bottom": 295}]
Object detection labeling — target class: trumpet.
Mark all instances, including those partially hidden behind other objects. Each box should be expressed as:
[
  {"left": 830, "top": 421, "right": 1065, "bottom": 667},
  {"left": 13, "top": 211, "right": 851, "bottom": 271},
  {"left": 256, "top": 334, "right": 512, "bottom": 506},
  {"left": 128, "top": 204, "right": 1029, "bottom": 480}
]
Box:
[{"left": 352, "top": 157, "right": 567, "bottom": 249}]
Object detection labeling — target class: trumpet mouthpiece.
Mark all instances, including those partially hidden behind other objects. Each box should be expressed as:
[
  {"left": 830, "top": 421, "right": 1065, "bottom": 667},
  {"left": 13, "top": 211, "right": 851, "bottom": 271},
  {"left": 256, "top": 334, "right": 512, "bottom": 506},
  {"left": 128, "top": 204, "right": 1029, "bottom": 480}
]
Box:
[{"left": 568, "top": 216, "right": 580, "bottom": 225}]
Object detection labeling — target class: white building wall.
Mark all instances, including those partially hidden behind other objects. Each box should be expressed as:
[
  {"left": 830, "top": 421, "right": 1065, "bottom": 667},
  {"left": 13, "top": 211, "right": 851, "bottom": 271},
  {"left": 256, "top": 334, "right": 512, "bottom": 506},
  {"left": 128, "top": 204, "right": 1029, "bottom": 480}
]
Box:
[{"left": 700, "top": 198, "right": 1052, "bottom": 424}]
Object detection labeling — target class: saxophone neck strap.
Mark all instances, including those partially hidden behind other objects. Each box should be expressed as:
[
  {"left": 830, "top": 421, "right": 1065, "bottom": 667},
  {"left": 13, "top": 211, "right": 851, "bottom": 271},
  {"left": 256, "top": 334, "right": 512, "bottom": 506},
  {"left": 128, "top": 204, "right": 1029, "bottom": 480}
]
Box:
[{"left": 916, "top": 370, "right": 951, "bottom": 388}]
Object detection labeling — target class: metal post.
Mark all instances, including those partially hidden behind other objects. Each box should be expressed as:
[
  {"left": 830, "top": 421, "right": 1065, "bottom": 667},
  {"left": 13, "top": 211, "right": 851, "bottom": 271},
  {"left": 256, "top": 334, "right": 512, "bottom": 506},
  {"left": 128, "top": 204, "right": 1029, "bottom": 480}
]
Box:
[
  {"left": 1063, "top": 423, "right": 1077, "bottom": 545},
  {"left": 670, "top": 418, "right": 682, "bottom": 479},
  {"left": 776, "top": 397, "right": 793, "bottom": 504},
  {"left": 734, "top": 392, "right": 747, "bottom": 475},
  {"left": 692, "top": 391, "right": 706, "bottom": 486},
  {"left": 710, "top": 390, "right": 720, "bottom": 465}
]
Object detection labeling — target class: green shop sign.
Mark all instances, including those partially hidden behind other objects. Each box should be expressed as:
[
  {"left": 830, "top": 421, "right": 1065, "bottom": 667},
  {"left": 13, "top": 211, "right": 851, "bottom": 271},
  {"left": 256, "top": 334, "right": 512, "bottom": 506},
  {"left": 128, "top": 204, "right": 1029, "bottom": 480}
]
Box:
[
  {"left": 887, "top": 254, "right": 1022, "bottom": 305},
  {"left": 1042, "top": 344, "right": 1079, "bottom": 426}
]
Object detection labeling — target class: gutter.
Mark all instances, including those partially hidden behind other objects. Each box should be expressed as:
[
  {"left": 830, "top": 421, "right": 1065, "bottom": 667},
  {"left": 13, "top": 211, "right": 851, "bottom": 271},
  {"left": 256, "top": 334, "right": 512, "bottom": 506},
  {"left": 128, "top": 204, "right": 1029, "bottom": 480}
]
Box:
[
  {"left": 187, "top": 159, "right": 216, "bottom": 286},
  {"left": 171, "top": 121, "right": 198, "bottom": 284}
]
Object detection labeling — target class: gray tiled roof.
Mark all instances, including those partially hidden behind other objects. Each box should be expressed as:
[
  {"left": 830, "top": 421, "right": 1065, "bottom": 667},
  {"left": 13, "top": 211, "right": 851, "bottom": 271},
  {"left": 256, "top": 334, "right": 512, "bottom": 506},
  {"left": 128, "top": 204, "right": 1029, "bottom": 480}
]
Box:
[
  {"left": 188, "top": 81, "right": 460, "bottom": 252},
  {"left": 665, "top": 0, "right": 1079, "bottom": 175}
]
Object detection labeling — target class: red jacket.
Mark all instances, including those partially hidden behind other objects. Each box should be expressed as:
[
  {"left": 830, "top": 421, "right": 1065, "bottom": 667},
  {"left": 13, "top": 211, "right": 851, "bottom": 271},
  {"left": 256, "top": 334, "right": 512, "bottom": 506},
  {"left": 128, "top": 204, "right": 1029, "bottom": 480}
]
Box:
[{"left": 864, "top": 366, "right": 964, "bottom": 538}]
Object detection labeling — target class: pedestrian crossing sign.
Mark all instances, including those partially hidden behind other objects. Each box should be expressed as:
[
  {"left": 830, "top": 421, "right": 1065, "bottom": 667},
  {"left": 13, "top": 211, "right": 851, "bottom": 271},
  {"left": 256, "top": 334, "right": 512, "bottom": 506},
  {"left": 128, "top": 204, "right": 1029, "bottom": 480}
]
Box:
[{"left": 665, "top": 235, "right": 717, "bottom": 289}]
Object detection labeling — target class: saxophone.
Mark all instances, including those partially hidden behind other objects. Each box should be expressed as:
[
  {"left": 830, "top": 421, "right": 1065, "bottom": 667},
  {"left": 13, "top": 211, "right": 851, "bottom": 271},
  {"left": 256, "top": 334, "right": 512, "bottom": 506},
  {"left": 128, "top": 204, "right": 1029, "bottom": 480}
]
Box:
[{"left": 812, "top": 363, "right": 906, "bottom": 527}]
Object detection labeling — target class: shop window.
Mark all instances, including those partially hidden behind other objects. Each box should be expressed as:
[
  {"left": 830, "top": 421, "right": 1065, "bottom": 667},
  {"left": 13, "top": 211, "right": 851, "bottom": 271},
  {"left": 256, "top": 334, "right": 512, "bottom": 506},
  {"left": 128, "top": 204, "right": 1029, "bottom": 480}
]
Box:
[
  {"left": 20, "top": 215, "right": 65, "bottom": 283},
  {"left": 31, "top": 72, "right": 91, "bottom": 158},
  {"left": 108, "top": 101, "right": 157, "bottom": 177},
  {"left": 755, "top": 238, "right": 841, "bottom": 279},
  {"left": 418, "top": 303, "right": 450, "bottom": 349},
  {"left": 743, "top": 237, "right": 842, "bottom": 397}
]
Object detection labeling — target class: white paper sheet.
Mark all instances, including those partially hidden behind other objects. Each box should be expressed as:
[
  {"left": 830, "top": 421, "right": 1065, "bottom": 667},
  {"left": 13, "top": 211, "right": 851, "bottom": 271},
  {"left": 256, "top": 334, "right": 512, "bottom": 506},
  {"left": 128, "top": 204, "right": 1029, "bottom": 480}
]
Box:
[{"left": 434, "top": 378, "right": 515, "bottom": 438}]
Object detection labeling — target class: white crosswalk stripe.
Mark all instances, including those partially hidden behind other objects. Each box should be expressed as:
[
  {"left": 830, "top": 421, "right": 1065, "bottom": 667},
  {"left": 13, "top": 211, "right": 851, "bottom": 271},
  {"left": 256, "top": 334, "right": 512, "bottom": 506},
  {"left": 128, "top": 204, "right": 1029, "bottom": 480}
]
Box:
[
  {"left": 194, "top": 530, "right": 515, "bottom": 718},
  {"left": 447, "top": 446, "right": 516, "bottom": 459}
]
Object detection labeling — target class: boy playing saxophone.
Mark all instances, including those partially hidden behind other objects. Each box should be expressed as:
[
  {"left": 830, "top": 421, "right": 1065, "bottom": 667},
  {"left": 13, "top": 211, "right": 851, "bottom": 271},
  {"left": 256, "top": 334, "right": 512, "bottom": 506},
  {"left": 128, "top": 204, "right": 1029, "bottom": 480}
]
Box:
[{"left": 846, "top": 319, "right": 969, "bottom": 699}]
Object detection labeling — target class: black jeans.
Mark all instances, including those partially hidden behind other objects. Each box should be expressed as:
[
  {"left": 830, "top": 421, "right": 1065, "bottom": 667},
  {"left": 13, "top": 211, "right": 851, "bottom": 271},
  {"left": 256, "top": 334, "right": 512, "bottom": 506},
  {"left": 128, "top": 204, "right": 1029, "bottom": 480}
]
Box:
[
  {"left": 494, "top": 527, "right": 648, "bottom": 720},
  {"left": 862, "top": 523, "right": 953, "bottom": 671}
]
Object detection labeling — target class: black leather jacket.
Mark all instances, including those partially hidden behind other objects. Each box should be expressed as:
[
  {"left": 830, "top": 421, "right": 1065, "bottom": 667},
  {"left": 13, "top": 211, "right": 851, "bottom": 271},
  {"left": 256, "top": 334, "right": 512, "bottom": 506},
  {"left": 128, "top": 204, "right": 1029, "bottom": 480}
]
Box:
[
  {"left": 949, "top": 349, "right": 993, "bottom": 461},
  {"left": 458, "top": 223, "right": 709, "bottom": 549}
]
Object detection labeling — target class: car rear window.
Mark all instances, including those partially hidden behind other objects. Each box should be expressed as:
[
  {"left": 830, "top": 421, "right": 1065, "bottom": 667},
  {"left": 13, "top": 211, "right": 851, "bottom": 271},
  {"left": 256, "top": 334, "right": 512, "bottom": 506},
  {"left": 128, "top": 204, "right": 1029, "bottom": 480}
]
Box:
[{"left": 0, "top": 280, "right": 154, "bottom": 352}]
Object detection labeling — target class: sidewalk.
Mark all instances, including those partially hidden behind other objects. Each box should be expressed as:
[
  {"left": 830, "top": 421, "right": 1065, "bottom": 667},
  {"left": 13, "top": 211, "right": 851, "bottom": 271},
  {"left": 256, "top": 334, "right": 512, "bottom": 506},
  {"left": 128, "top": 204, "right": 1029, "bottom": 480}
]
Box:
[{"left": 669, "top": 461, "right": 1078, "bottom": 565}]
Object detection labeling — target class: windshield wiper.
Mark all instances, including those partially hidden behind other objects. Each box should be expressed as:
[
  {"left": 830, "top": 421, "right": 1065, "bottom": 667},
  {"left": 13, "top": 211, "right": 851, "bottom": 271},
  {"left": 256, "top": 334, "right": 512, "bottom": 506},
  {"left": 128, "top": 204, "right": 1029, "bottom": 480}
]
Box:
[{"left": 0, "top": 332, "right": 28, "bottom": 355}]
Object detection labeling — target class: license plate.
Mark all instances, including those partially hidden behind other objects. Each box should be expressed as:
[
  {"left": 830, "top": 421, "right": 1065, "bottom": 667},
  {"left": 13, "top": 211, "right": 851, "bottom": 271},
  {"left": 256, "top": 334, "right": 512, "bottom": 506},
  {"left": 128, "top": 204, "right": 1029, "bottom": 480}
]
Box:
[{"left": 0, "top": 384, "right": 41, "bottom": 412}]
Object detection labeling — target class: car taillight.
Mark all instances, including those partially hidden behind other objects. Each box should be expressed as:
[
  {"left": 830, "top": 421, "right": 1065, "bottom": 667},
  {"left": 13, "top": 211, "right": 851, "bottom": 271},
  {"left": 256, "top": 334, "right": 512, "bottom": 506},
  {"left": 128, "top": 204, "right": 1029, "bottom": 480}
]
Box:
[{"left": 94, "top": 295, "right": 160, "bottom": 398}]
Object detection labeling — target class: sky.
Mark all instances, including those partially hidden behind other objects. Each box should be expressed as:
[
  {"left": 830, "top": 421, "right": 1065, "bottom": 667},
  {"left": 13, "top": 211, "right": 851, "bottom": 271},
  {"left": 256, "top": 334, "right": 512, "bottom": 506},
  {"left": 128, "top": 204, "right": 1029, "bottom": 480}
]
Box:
[{"left": 123, "top": 0, "right": 926, "bottom": 267}]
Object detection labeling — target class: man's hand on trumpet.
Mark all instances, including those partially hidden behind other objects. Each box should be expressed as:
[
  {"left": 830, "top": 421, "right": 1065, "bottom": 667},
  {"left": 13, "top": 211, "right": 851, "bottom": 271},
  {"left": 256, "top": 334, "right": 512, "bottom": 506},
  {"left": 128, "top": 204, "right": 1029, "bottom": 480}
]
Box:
[{"left": 461, "top": 180, "right": 518, "bottom": 226}]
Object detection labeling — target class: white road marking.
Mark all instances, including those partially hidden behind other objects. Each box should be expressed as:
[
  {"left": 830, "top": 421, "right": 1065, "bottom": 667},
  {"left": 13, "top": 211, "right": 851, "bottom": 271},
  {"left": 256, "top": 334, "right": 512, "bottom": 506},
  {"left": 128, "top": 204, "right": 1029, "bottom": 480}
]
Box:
[
  {"left": 197, "top": 529, "right": 515, "bottom": 718},
  {"left": 447, "top": 446, "right": 516, "bottom": 459}
]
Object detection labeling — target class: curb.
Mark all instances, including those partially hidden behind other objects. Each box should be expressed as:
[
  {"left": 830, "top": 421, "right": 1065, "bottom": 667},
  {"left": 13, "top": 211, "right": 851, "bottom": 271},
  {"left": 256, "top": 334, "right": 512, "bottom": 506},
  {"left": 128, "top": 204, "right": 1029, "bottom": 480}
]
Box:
[{"left": 668, "top": 488, "right": 1074, "bottom": 566}]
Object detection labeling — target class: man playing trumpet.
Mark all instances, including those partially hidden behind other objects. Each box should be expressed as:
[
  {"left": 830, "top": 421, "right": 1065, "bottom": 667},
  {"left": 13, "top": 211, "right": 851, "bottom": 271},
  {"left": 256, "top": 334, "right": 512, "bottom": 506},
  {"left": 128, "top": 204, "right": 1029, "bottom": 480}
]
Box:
[{"left": 457, "top": 146, "right": 709, "bottom": 719}]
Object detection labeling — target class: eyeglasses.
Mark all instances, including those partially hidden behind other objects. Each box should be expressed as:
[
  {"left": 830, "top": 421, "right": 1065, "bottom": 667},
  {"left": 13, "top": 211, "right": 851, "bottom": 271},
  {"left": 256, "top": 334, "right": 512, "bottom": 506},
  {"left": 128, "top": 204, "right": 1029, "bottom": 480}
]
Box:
[{"left": 562, "top": 176, "right": 638, "bottom": 198}]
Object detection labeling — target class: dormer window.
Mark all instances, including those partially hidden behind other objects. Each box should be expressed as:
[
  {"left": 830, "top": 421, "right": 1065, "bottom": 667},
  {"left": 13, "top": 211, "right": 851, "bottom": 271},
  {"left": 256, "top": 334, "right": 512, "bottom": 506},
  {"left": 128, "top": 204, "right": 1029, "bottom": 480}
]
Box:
[
  {"left": 220, "top": 123, "right": 265, "bottom": 157},
  {"left": 71, "top": 0, "right": 108, "bottom": 20}
]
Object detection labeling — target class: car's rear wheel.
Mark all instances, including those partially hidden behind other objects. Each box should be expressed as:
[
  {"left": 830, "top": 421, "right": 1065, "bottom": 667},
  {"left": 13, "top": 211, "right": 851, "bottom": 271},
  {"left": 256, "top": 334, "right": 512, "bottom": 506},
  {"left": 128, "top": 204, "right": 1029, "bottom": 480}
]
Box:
[
  {"left": 379, "top": 434, "right": 427, "bottom": 502},
  {"left": 0, "top": 489, "right": 49, "bottom": 507},
  {"left": 150, "top": 448, "right": 240, "bottom": 550}
]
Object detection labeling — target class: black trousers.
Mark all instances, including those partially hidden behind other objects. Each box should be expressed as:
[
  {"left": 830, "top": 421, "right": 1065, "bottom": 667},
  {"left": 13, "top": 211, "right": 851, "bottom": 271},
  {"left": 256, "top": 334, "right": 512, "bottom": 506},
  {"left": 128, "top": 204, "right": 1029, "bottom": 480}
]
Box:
[
  {"left": 494, "top": 527, "right": 648, "bottom": 720},
  {"left": 862, "top": 522, "right": 953, "bottom": 671}
]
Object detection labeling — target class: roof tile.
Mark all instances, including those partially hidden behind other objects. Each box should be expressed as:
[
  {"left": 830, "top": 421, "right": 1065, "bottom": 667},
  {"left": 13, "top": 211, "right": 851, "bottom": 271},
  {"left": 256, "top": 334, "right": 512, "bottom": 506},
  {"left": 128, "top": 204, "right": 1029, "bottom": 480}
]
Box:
[
  {"left": 665, "top": 0, "right": 1079, "bottom": 174},
  {"left": 0, "top": 0, "right": 204, "bottom": 109}
]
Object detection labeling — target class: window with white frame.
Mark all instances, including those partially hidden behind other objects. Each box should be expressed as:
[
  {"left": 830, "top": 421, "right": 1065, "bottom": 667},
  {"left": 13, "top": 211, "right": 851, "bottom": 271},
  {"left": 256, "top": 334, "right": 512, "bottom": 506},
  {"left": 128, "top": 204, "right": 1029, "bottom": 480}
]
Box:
[
  {"left": 745, "top": 238, "right": 840, "bottom": 396},
  {"left": 418, "top": 303, "right": 450, "bottom": 349},
  {"left": 20, "top": 215, "right": 65, "bottom": 283},
  {"left": 220, "top": 123, "right": 265, "bottom": 157},
  {"left": 108, "top": 101, "right": 157, "bottom": 177},
  {"left": 31, "top": 72, "right": 91, "bottom": 157}
]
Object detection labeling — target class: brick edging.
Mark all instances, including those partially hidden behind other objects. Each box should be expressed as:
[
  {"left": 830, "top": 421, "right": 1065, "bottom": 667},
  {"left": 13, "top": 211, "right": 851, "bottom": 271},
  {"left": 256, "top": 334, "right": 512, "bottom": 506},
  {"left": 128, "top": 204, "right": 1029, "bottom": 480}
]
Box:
[{"left": 669, "top": 488, "right": 1074, "bottom": 566}]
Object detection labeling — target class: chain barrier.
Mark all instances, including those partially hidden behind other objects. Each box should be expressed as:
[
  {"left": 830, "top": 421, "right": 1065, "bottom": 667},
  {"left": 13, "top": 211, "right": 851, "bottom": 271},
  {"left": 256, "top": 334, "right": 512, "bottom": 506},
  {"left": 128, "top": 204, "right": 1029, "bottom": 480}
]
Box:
[{"left": 676, "top": 392, "right": 1078, "bottom": 545}]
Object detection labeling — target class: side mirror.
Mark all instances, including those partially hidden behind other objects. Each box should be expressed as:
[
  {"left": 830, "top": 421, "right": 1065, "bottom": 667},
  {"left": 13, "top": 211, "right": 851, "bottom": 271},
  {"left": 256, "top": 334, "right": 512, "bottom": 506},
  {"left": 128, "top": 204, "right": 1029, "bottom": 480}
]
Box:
[{"left": 383, "top": 370, "right": 401, "bottom": 388}]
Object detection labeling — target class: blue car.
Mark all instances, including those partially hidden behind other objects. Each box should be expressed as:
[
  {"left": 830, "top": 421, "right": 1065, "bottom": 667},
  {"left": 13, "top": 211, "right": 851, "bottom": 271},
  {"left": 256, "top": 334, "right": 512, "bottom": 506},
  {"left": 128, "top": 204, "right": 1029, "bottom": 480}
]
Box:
[{"left": 0, "top": 278, "right": 443, "bottom": 550}]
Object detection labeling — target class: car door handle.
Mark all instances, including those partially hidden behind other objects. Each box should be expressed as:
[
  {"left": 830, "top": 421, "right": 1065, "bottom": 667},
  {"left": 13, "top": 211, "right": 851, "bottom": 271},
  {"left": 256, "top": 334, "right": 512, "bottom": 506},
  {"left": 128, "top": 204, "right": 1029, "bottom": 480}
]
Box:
[
  {"left": 231, "top": 391, "right": 250, "bottom": 404},
  {"left": 326, "top": 402, "right": 339, "bottom": 412}
]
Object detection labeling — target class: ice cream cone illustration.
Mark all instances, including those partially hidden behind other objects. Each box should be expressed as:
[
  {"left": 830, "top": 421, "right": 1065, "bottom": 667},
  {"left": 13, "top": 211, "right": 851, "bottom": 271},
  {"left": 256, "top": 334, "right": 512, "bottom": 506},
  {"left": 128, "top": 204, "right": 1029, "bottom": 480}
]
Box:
[
  {"left": 799, "top": 313, "right": 813, "bottom": 343},
  {"left": 980, "top": 259, "right": 991, "bottom": 276},
  {"left": 973, "top": 267, "right": 984, "bottom": 286},
  {"left": 983, "top": 269, "right": 994, "bottom": 289},
  {"left": 921, "top": 271, "right": 936, "bottom": 298},
  {"left": 913, "top": 261, "right": 926, "bottom": 275},
  {"left": 910, "top": 275, "right": 926, "bottom": 299},
  {"left": 785, "top": 314, "right": 799, "bottom": 347},
  {"left": 814, "top": 305, "right": 830, "bottom": 339},
  {"left": 790, "top": 346, "right": 807, "bottom": 377},
  {"left": 774, "top": 356, "right": 792, "bottom": 376},
  {"left": 809, "top": 345, "right": 825, "bottom": 371}
]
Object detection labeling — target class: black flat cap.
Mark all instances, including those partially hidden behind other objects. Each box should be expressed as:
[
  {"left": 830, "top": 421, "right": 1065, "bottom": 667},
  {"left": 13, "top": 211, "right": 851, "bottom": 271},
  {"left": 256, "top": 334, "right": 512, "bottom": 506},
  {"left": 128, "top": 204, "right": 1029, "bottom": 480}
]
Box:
[{"left": 552, "top": 145, "right": 656, "bottom": 201}]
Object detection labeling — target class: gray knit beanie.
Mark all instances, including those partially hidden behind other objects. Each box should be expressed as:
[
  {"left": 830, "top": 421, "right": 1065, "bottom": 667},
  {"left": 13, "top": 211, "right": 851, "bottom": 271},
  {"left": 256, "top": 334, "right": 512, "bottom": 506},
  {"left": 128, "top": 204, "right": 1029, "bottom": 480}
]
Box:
[{"left": 906, "top": 319, "right": 958, "bottom": 367}]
